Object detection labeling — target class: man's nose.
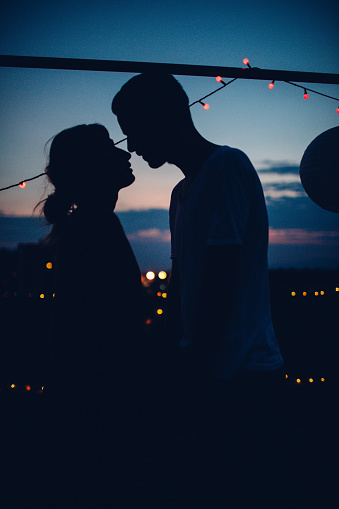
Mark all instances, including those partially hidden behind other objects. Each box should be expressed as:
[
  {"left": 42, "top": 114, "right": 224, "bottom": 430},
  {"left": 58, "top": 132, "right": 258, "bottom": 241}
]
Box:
[{"left": 127, "top": 137, "right": 136, "bottom": 153}]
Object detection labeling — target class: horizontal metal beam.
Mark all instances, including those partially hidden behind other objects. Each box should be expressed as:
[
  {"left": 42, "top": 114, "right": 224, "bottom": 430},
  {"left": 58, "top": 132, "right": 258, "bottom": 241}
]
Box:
[{"left": 1, "top": 54, "right": 339, "bottom": 85}]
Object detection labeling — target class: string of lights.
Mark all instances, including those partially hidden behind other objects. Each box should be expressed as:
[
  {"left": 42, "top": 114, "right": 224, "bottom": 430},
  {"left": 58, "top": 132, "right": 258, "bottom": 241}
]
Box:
[
  {"left": 0, "top": 172, "right": 45, "bottom": 192},
  {"left": 0, "top": 57, "right": 338, "bottom": 192}
]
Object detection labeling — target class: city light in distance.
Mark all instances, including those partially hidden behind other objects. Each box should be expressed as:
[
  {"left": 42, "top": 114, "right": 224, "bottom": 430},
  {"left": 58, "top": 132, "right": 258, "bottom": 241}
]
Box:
[
  {"left": 290, "top": 376, "right": 326, "bottom": 385},
  {"left": 289, "top": 287, "right": 337, "bottom": 297},
  {"left": 3, "top": 375, "right": 328, "bottom": 393},
  {"left": 158, "top": 271, "right": 167, "bottom": 280},
  {"left": 146, "top": 271, "right": 155, "bottom": 281},
  {"left": 46, "top": 262, "right": 53, "bottom": 269},
  {"left": 157, "top": 309, "right": 163, "bottom": 315},
  {"left": 40, "top": 294, "right": 45, "bottom": 299}
]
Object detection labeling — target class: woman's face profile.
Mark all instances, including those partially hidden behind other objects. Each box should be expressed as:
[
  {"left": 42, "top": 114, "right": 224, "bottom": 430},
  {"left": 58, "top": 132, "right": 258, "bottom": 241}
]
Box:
[{"left": 93, "top": 135, "right": 135, "bottom": 192}]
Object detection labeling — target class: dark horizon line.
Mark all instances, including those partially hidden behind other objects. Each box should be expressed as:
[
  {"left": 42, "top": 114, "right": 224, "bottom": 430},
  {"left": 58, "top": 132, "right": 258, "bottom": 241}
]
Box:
[{"left": 0, "top": 207, "right": 170, "bottom": 219}]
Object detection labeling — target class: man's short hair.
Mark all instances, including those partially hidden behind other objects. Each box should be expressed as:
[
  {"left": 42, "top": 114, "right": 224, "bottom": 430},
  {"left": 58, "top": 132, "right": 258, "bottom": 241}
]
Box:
[{"left": 112, "top": 73, "right": 191, "bottom": 121}]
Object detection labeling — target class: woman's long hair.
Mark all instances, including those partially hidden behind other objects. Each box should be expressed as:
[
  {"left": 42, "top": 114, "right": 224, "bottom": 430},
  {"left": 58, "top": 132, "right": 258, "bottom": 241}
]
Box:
[{"left": 37, "top": 123, "right": 109, "bottom": 244}]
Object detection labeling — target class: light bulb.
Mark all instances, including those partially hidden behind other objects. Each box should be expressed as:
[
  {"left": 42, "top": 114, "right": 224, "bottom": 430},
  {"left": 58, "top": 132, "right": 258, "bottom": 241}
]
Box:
[{"left": 199, "top": 101, "right": 209, "bottom": 110}]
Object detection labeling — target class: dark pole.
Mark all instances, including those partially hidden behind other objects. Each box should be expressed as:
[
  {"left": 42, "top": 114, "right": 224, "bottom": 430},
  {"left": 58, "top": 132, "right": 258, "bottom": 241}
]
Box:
[{"left": 1, "top": 55, "right": 339, "bottom": 85}]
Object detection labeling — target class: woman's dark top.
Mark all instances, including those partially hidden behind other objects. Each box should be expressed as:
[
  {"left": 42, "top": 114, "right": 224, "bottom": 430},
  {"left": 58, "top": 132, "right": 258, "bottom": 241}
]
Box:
[
  {"left": 49, "top": 207, "right": 143, "bottom": 404},
  {"left": 44, "top": 208, "right": 144, "bottom": 503}
]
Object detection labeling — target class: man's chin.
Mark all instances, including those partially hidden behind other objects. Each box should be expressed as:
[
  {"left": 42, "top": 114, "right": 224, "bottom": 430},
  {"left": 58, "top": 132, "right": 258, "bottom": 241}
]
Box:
[{"left": 144, "top": 157, "right": 165, "bottom": 169}]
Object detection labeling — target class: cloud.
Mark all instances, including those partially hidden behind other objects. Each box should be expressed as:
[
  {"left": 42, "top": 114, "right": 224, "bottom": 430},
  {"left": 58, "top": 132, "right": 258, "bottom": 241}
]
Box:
[
  {"left": 256, "top": 164, "right": 305, "bottom": 201},
  {"left": 259, "top": 173, "right": 300, "bottom": 185},
  {"left": 127, "top": 228, "right": 171, "bottom": 242},
  {"left": 258, "top": 162, "right": 300, "bottom": 174},
  {"left": 264, "top": 187, "right": 304, "bottom": 200},
  {"left": 269, "top": 228, "right": 339, "bottom": 246}
]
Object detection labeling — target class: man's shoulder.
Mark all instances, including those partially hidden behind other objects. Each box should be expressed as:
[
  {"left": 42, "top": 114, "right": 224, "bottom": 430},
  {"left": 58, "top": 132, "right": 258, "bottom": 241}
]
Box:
[
  {"left": 207, "top": 146, "right": 257, "bottom": 182},
  {"left": 210, "top": 146, "right": 253, "bottom": 168}
]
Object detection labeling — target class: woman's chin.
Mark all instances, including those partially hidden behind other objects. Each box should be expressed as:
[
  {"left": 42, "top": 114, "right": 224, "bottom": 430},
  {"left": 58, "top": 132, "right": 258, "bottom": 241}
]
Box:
[{"left": 119, "top": 173, "right": 135, "bottom": 189}]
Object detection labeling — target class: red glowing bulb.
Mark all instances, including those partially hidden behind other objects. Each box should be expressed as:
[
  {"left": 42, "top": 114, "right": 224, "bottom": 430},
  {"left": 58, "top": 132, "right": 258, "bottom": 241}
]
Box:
[
  {"left": 216, "top": 76, "right": 222, "bottom": 83},
  {"left": 268, "top": 81, "right": 275, "bottom": 90},
  {"left": 337, "top": 107, "right": 339, "bottom": 114},
  {"left": 304, "top": 93, "right": 309, "bottom": 100},
  {"left": 19, "top": 181, "right": 26, "bottom": 189},
  {"left": 203, "top": 103, "right": 210, "bottom": 110},
  {"left": 243, "top": 58, "right": 249, "bottom": 66}
]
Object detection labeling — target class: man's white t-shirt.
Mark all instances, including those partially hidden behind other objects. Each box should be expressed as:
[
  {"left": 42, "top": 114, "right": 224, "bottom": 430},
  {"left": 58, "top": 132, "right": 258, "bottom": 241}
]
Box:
[{"left": 169, "top": 146, "right": 283, "bottom": 379}]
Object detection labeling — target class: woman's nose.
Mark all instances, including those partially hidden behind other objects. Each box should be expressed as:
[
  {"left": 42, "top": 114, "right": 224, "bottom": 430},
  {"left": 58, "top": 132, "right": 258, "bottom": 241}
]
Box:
[{"left": 116, "top": 147, "right": 131, "bottom": 161}]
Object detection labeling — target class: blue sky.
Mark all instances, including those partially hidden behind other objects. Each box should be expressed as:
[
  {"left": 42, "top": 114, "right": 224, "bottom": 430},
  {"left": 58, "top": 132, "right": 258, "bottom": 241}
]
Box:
[{"left": 0, "top": 0, "right": 338, "bottom": 268}]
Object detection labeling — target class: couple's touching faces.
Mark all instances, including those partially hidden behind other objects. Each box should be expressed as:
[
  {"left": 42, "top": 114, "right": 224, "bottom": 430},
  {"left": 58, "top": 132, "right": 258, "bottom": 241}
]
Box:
[{"left": 112, "top": 73, "right": 221, "bottom": 188}]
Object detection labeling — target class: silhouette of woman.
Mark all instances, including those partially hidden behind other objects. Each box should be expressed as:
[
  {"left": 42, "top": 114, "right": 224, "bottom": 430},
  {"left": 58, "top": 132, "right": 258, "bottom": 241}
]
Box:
[{"left": 39, "top": 124, "right": 144, "bottom": 507}]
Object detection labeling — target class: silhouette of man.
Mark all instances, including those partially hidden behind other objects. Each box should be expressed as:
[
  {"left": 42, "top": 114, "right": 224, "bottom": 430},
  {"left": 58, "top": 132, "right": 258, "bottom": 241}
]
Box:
[{"left": 112, "top": 73, "right": 284, "bottom": 501}]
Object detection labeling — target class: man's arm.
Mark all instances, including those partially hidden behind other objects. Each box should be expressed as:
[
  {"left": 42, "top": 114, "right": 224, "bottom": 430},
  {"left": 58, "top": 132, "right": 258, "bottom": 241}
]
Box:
[{"left": 193, "top": 244, "right": 241, "bottom": 377}]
